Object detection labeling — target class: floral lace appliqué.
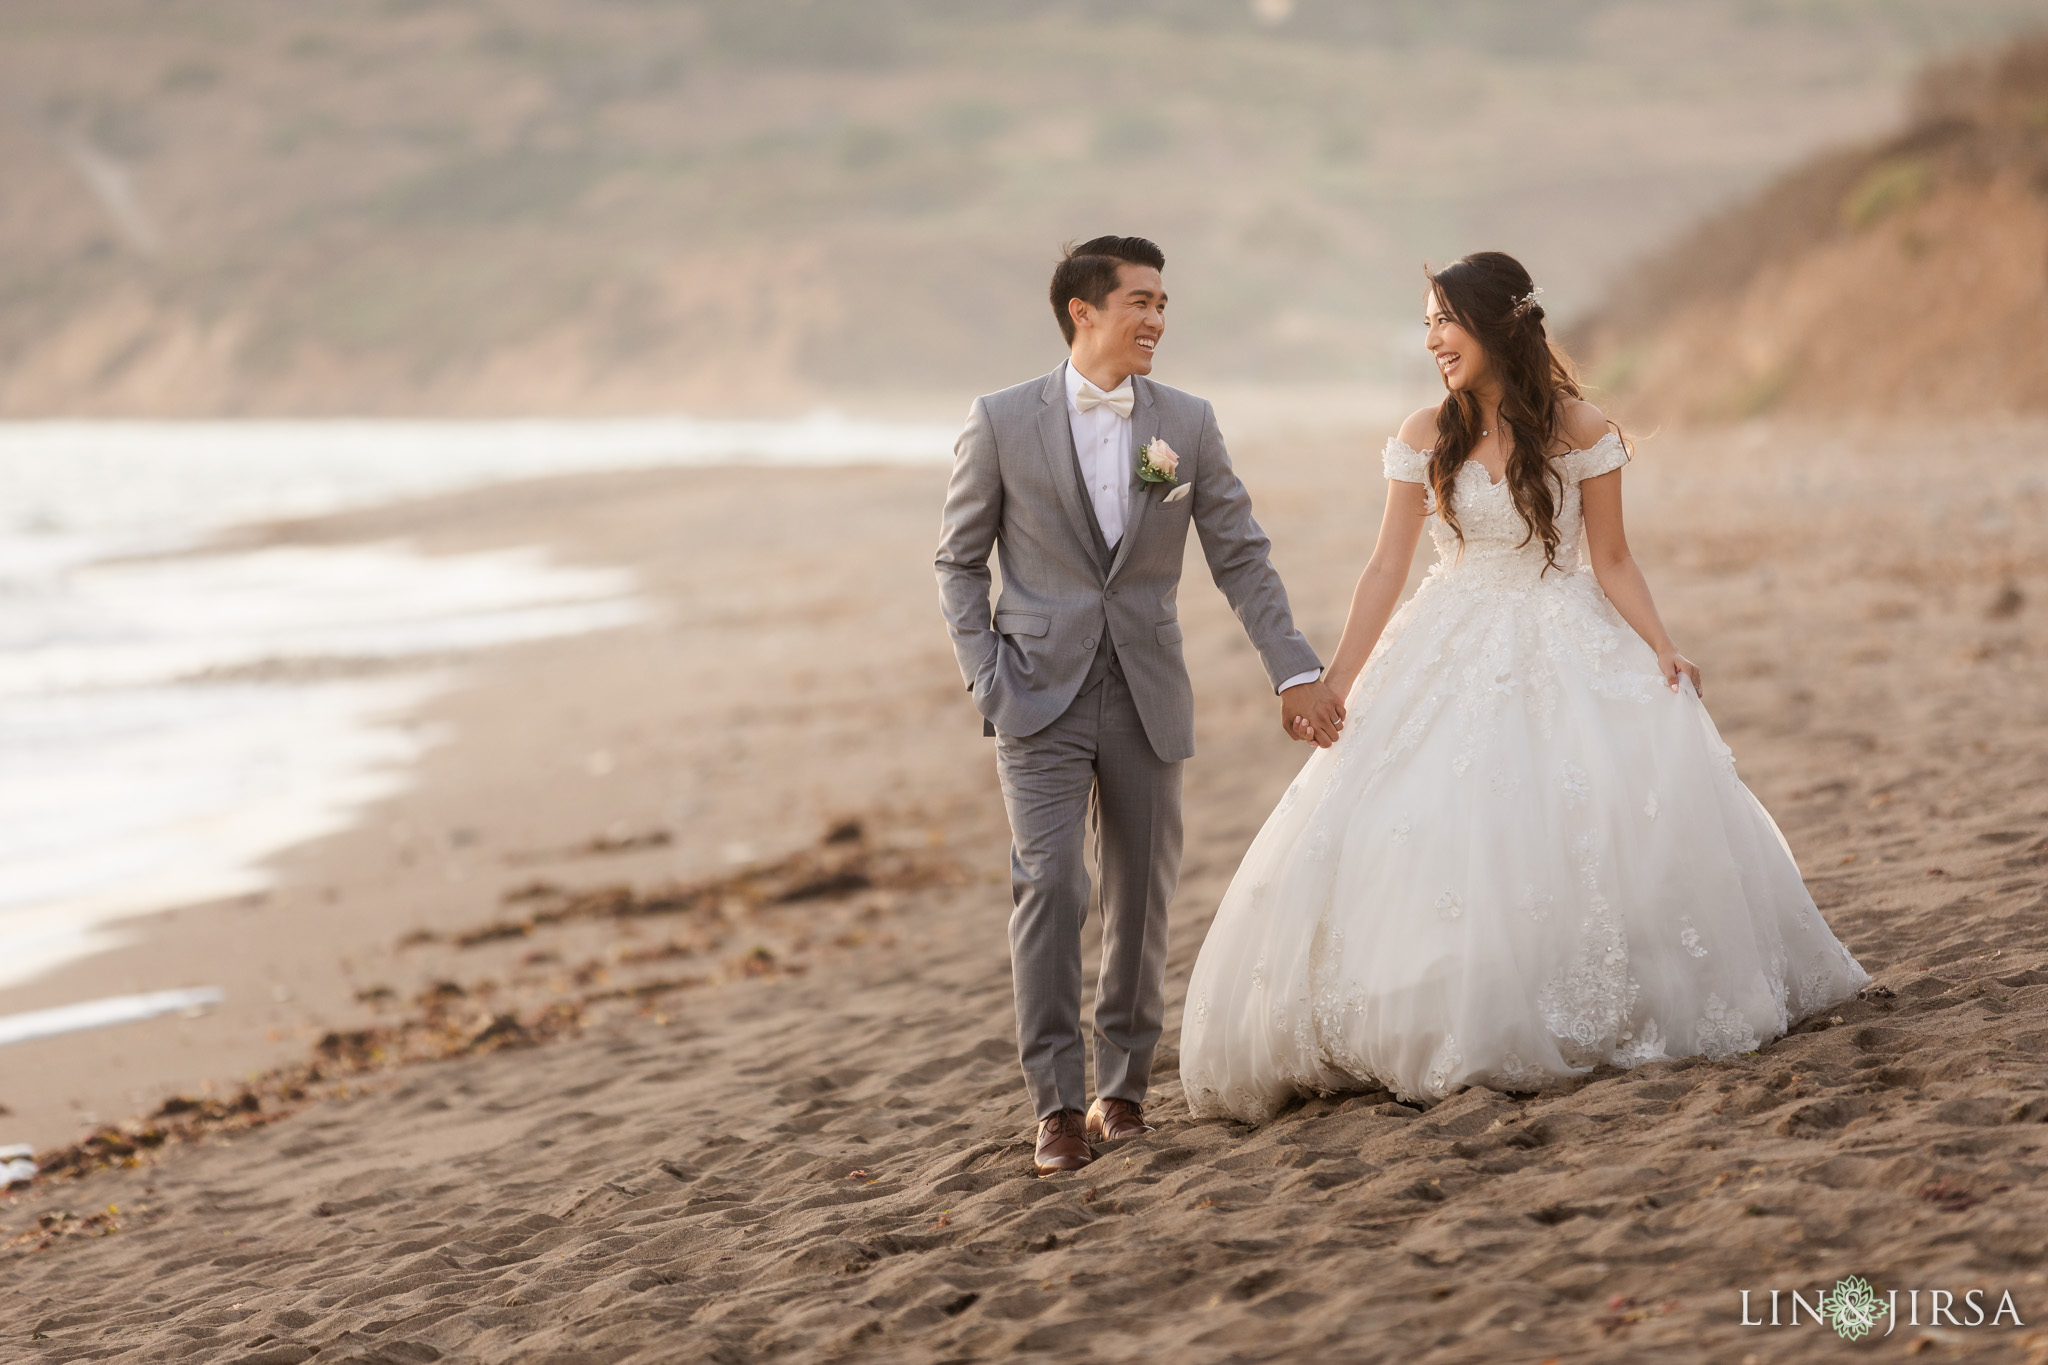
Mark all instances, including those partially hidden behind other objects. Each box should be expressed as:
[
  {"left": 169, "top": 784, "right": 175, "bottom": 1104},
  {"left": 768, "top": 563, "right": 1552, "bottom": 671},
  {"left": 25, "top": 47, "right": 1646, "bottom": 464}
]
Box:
[
  {"left": 1538, "top": 835, "right": 1639, "bottom": 1055},
  {"left": 1680, "top": 917, "right": 1707, "bottom": 958},
  {"left": 1493, "top": 1053, "right": 1547, "bottom": 1092},
  {"left": 1695, "top": 994, "right": 1758, "bottom": 1059},
  {"left": 1426, "top": 1034, "right": 1463, "bottom": 1098},
  {"left": 1612, "top": 1018, "right": 1669, "bottom": 1067}
]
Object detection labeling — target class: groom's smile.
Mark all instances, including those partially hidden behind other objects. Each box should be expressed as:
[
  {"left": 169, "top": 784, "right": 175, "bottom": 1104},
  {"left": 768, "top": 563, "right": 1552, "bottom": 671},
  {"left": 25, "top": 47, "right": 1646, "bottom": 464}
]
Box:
[{"left": 1068, "top": 261, "right": 1167, "bottom": 390}]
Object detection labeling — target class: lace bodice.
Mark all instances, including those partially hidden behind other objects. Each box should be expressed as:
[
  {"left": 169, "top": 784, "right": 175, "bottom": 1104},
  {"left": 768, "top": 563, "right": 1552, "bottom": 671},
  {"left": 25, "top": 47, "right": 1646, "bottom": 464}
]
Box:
[{"left": 1382, "top": 433, "right": 1628, "bottom": 585}]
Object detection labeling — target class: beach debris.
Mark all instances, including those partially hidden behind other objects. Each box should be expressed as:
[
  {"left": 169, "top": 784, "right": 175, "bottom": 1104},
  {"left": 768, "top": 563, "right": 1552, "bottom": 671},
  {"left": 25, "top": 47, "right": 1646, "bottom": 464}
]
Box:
[
  {"left": 16, "top": 810, "right": 960, "bottom": 1200},
  {"left": 2, "top": 1144, "right": 37, "bottom": 1188},
  {"left": 20, "top": 986, "right": 585, "bottom": 1193},
  {"left": 584, "top": 826, "right": 672, "bottom": 855},
  {"left": 1917, "top": 1178, "right": 1981, "bottom": 1212},
  {"left": 433, "top": 823, "right": 961, "bottom": 952},
  {"left": 31, "top": 1093, "right": 266, "bottom": 1185},
  {"left": 614, "top": 938, "right": 698, "bottom": 966},
  {"left": 579, "top": 976, "right": 704, "bottom": 1005},
  {"left": 1986, "top": 581, "right": 2024, "bottom": 619},
  {"left": 6, "top": 1205, "right": 132, "bottom": 1252},
  {"left": 313, "top": 994, "right": 582, "bottom": 1074},
  {"left": 1594, "top": 1296, "right": 1676, "bottom": 1336},
  {"left": 503, "top": 826, "right": 674, "bottom": 867},
  {"left": 454, "top": 920, "right": 532, "bottom": 946}
]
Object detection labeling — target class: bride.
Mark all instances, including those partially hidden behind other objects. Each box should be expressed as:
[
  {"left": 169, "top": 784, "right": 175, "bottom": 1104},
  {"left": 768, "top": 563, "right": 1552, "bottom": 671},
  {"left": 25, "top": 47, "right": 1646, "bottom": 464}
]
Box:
[{"left": 1180, "top": 252, "right": 1868, "bottom": 1121}]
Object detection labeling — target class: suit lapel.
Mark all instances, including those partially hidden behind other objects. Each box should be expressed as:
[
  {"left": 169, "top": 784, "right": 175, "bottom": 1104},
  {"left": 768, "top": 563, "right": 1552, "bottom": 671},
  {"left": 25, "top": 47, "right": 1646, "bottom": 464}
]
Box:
[
  {"left": 1104, "top": 376, "right": 1159, "bottom": 583},
  {"left": 1035, "top": 364, "right": 1110, "bottom": 573}
]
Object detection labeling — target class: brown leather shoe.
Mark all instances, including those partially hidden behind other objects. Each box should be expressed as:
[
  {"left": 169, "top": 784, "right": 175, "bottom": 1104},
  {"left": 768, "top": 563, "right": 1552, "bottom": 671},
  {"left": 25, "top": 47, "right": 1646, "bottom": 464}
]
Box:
[
  {"left": 1086, "top": 1096, "right": 1153, "bottom": 1143},
  {"left": 1033, "top": 1110, "right": 1094, "bottom": 1175}
]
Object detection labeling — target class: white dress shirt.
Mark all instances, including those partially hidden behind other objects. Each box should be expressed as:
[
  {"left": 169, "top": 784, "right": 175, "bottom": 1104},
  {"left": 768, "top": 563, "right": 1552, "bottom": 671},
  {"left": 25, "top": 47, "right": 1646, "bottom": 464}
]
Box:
[
  {"left": 1064, "top": 361, "right": 1133, "bottom": 548},
  {"left": 1062, "top": 360, "right": 1320, "bottom": 696}
]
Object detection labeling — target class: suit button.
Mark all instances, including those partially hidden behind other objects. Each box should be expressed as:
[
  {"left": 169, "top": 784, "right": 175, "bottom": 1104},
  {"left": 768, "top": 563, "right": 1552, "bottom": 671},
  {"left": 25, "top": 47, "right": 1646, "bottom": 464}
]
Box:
[{"left": 1083, "top": 638, "right": 1097, "bottom": 650}]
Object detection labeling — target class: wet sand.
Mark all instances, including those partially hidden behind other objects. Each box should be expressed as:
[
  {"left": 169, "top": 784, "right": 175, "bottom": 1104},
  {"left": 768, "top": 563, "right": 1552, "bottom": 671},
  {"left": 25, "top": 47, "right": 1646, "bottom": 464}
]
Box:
[{"left": 4, "top": 413, "right": 2048, "bottom": 1362}]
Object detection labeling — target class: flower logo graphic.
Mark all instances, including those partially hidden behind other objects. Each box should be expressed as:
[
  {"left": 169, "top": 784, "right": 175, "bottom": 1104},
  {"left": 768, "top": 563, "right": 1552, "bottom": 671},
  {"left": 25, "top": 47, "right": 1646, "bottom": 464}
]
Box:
[{"left": 1822, "top": 1276, "right": 1889, "bottom": 1341}]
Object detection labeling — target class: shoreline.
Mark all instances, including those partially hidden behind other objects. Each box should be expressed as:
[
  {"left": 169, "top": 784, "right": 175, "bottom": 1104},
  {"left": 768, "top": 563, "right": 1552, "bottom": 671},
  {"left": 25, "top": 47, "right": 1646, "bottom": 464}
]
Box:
[{"left": 0, "top": 455, "right": 1011, "bottom": 1150}]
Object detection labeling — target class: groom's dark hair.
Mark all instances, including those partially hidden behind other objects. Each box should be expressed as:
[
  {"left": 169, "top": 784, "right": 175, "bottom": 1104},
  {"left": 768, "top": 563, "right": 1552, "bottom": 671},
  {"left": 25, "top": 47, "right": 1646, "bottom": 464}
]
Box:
[{"left": 1050, "top": 236, "right": 1166, "bottom": 345}]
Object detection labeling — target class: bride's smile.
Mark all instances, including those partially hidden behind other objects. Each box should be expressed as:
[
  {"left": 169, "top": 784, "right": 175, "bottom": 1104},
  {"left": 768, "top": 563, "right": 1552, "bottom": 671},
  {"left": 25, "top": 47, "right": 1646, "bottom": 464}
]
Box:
[{"left": 1425, "top": 299, "right": 1485, "bottom": 391}]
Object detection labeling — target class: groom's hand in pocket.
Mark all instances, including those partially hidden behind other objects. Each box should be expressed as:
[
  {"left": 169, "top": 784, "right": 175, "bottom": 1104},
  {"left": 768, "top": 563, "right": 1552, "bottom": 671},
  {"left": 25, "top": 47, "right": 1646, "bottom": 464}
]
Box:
[{"left": 1280, "top": 679, "right": 1345, "bottom": 748}]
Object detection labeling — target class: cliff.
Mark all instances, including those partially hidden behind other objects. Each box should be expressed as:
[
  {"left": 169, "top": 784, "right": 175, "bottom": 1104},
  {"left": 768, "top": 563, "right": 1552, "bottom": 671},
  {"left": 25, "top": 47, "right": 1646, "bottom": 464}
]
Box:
[{"left": 1571, "top": 33, "right": 2048, "bottom": 420}]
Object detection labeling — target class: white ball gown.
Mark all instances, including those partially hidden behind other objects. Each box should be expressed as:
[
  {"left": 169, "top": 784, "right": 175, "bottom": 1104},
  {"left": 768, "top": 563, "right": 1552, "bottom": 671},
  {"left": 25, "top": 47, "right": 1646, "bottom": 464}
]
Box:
[{"left": 1181, "top": 434, "right": 1868, "bottom": 1121}]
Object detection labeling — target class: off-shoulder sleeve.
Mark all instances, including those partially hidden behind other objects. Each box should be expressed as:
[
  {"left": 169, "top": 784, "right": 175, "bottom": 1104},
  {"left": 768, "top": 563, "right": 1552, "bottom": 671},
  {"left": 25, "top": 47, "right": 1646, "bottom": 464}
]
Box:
[
  {"left": 1381, "top": 437, "right": 1428, "bottom": 484},
  {"left": 1566, "top": 432, "right": 1629, "bottom": 483}
]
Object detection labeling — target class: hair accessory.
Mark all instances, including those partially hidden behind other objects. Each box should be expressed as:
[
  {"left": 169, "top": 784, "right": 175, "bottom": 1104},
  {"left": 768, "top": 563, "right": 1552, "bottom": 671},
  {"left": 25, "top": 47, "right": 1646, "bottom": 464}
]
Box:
[{"left": 1510, "top": 286, "right": 1545, "bottom": 320}]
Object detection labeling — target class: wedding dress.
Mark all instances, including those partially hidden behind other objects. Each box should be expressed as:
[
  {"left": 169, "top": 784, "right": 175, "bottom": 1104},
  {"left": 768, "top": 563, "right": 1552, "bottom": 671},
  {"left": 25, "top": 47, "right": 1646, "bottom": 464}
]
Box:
[{"left": 1181, "top": 434, "right": 1868, "bottom": 1120}]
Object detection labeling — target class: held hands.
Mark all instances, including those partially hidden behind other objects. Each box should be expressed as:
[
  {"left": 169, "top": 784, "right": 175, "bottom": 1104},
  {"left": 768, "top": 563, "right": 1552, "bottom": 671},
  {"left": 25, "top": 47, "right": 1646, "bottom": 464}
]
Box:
[
  {"left": 1658, "top": 649, "right": 1703, "bottom": 699},
  {"left": 1280, "top": 678, "right": 1346, "bottom": 748}
]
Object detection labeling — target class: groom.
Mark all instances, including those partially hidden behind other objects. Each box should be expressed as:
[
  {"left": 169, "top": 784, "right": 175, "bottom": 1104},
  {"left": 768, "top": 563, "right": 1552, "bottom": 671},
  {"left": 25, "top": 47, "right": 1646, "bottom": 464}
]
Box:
[{"left": 935, "top": 235, "right": 1345, "bottom": 1174}]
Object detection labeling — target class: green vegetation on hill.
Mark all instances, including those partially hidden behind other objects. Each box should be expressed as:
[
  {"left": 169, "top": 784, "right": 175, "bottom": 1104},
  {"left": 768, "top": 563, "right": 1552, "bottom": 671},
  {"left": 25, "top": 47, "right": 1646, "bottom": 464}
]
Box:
[{"left": 2, "top": 0, "right": 2044, "bottom": 413}]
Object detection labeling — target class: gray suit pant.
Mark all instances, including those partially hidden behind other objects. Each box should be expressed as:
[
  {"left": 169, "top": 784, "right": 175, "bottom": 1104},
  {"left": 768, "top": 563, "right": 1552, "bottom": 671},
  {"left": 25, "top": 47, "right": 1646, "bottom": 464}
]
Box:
[{"left": 994, "top": 666, "right": 1183, "bottom": 1120}]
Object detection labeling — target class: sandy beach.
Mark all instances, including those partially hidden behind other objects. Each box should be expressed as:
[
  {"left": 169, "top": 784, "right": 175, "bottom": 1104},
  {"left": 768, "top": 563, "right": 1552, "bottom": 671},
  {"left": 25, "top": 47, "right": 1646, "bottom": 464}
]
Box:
[{"left": 5, "top": 411, "right": 2048, "bottom": 1362}]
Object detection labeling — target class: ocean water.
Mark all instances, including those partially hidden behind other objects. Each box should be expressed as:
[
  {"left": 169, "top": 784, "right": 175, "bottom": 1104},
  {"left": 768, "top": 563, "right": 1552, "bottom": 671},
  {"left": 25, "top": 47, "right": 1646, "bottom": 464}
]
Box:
[{"left": 0, "top": 415, "right": 955, "bottom": 998}]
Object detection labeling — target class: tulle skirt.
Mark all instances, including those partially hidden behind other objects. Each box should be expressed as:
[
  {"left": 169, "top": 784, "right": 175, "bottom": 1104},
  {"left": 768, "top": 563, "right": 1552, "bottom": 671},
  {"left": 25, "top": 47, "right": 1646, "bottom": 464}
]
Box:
[{"left": 1181, "top": 564, "right": 1868, "bottom": 1120}]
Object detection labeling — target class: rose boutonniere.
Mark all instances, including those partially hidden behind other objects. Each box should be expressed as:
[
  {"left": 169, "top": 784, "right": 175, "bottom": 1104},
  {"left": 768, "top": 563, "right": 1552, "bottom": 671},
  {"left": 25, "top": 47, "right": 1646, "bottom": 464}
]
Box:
[{"left": 1137, "top": 438, "right": 1180, "bottom": 484}]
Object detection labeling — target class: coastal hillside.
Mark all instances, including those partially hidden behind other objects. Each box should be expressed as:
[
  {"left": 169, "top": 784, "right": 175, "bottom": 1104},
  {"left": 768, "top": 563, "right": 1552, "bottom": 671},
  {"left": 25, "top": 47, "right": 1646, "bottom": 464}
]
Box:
[
  {"left": 1571, "top": 32, "right": 2048, "bottom": 421},
  {"left": 2, "top": 0, "right": 2042, "bottom": 416}
]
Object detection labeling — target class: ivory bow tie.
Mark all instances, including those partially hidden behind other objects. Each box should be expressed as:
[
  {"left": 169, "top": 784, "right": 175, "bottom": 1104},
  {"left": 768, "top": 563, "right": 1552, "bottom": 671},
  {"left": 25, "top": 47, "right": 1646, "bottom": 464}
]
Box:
[{"left": 1074, "top": 382, "right": 1134, "bottom": 419}]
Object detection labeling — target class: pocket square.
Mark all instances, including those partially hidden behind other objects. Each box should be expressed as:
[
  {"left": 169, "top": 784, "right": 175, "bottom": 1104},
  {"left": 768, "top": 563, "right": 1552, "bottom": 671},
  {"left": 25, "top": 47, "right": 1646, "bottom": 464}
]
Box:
[{"left": 1162, "top": 482, "right": 1193, "bottom": 504}]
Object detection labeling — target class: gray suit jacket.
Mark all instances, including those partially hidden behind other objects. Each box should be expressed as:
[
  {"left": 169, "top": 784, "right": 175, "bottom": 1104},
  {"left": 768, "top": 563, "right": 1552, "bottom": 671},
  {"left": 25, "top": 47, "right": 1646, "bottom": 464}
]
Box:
[{"left": 935, "top": 364, "right": 1321, "bottom": 763}]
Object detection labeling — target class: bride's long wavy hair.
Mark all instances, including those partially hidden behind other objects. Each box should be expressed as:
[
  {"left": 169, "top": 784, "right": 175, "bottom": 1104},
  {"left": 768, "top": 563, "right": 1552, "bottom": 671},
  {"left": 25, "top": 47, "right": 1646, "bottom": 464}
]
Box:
[{"left": 1425, "top": 251, "right": 1603, "bottom": 574}]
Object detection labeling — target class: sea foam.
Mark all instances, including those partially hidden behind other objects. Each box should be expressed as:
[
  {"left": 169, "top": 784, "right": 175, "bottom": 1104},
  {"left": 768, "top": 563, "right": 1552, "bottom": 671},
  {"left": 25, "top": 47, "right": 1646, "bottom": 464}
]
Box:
[{"left": 0, "top": 414, "right": 952, "bottom": 997}]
